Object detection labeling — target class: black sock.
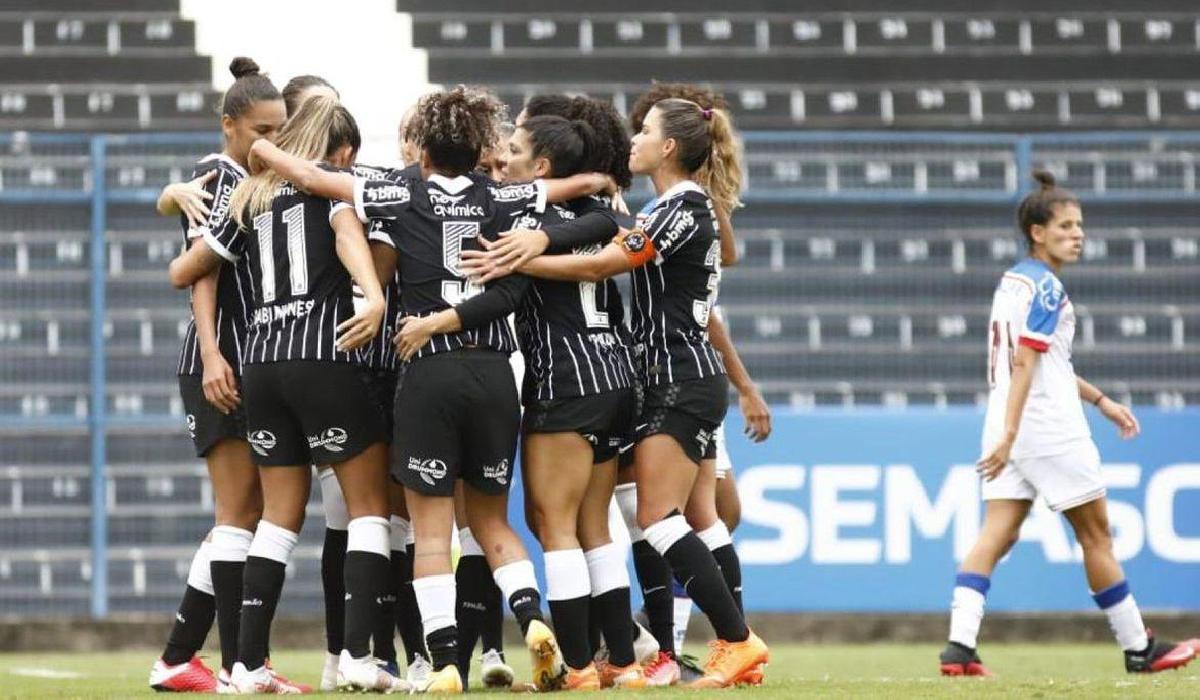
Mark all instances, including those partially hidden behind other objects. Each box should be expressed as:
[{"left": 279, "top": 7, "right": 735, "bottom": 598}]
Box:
[
  {"left": 392, "top": 549, "right": 424, "bottom": 665},
  {"left": 321, "top": 528, "right": 348, "bottom": 655},
  {"left": 238, "top": 556, "right": 286, "bottom": 670},
  {"left": 594, "top": 588, "right": 636, "bottom": 667},
  {"left": 661, "top": 532, "right": 748, "bottom": 642},
  {"left": 455, "top": 554, "right": 488, "bottom": 681},
  {"left": 632, "top": 540, "right": 674, "bottom": 655},
  {"left": 481, "top": 574, "right": 505, "bottom": 655},
  {"left": 162, "top": 585, "right": 215, "bottom": 666},
  {"left": 344, "top": 550, "right": 391, "bottom": 659},
  {"left": 549, "top": 595, "right": 592, "bottom": 669},
  {"left": 211, "top": 561, "right": 245, "bottom": 673},
  {"left": 426, "top": 625, "right": 458, "bottom": 671},
  {"left": 507, "top": 587, "right": 543, "bottom": 637},
  {"left": 711, "top": 544, "right": 744, "bottom": 614},
  {"left": 587, "top": 596, "right": 604, "bottom": 658}
]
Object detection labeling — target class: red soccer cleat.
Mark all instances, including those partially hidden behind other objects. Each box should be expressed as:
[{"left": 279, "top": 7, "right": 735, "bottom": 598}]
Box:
[
  {"left": 939, "top": 642, "right": 993, "bottom": 677},
  {"left": 264, "top": 659, "right": 312, "bottom": 693},
  {"left": 149, "top": 655, "right": 218, "bottom": 692},
  {"left": 1125, "top": 631, "right": 1196, "bottom": 673}
]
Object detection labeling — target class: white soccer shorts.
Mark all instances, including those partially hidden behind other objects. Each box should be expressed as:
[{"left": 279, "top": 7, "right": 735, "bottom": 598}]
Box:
[{"left": 981, "top": 438, "right": 1106, "bottom": 512}]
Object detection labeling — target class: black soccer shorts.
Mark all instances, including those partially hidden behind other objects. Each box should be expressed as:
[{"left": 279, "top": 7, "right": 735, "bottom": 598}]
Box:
[
  {"left": 178, "top": 374, "right": 247, "bottom": 458},
  {"left": 242, "top": 360, "right": 385, "bottom": 467},
  {"left": 523, "top": 388, "right": 637, "bottom": 464},
  {"left": 635, "top": 375, "right": 729, "bottom": 465},
  {"left": 391, "top": 348, "right": 519, "bottom": 497}
]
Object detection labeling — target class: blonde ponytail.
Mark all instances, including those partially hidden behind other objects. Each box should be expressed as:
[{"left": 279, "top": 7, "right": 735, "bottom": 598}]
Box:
[{"left": 695, "top": 107, "right": 743, "bottom": 214}]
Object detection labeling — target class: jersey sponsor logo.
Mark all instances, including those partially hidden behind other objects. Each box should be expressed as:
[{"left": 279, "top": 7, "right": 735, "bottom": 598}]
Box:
[
  {"left": 308, "top": 426, "right": 348, "bottom": 452},
  {"left": 408, "top": 456, "right": 448, "bottom": 486},
  {"left": 250, "top": 299, "right": 316, "bottom": 326},
  {"left": 430, "top": 190, "right": 485, "bottom": 217},
  {"left": 658, "top": 209, "right": 695, "bottom": 249},
  {"left": 482, "top": 458, "right": 510, "bottom": 485},
  {"left": 512, "top": 213, "right": 540, "bottom": 230},
  {"left": 491, "top": 182, "right": 537, "bottom": 203},
  {"left": 209, "top": 179, "right": 234, "bottom": 226},
  {"left": 552, "top": 204, "right": 577, "bottom": 220},
  {"left": 185, "top": 414, "right": 196, "bottom": 438},
  {"left": 1038, "top": 275, "right": 1064, "bottom": 312},
  {"left": 247, "top": 430, "right": 276, "bottom": 457},
  {"left": 366, "top": 183, "right": 410, "bottom": 204}
]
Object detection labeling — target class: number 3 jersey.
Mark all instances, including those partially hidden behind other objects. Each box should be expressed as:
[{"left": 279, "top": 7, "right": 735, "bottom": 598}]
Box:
[
  {"left": 205, "top": 185, "right": 360, "bottom": 365},
  {"left": 624, "top": 180, "right": 725, "bottom": 386},
  {"left": 983, "top": 257, "right": 1090, "bottom": 458},
  {"left": 514, "top": 199, "right": 636, "bottom": 401}
]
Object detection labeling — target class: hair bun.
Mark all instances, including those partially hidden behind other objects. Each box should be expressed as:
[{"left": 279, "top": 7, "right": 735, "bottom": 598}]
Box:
[
  {"left": 1032, "top": 168, "right": 1057, "bottom": 190},
  {"left": 229, "top": 57, "right": 261, "bottom": 80}
]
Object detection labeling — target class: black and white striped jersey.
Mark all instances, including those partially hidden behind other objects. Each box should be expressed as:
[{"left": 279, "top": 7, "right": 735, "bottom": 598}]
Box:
[
  {"left": 354, "top": 172, "right": 545, "bottom": 360},
  {"left": 351, "top": 163, "right": 412, "bottom": 372},
  {"left": 176, "top": 153, "right": 255, "bottom": 377},
  {"left": 206, "top": 183, "right": 360, "bottom": 365},
  {"left": 515, "top": 199, "right": 635, "bottom": 401},
  {"left": 629, "top": 180, "right": 725, "bottom": 386}
]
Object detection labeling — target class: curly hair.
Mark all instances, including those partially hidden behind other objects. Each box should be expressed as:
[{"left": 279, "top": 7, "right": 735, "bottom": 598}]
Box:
[
  {"left": 410, "top": 86, "right": 507, "bottom": 176},
  {"left": 628, "top": 82, "right": 729, "bottom": 134}
]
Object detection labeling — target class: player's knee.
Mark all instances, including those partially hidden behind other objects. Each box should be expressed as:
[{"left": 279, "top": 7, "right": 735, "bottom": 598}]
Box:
[{"left": 1073, "top": 521, "right": 1113, "bottom": 552}]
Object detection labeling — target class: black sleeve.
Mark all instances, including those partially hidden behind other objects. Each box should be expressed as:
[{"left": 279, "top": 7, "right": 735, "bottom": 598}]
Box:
[
  {"left": 455, "top": 274, "right": 532, "bottom": 330},
  {"left": 543, "top": 209, "right": 620, "bottom": 254}
]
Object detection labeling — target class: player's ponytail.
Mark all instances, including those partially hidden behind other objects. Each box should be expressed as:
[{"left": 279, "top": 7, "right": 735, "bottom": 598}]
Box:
[
  {"left": 656, "top": 98, "right": 744, "bottom": 214},
  {"left": 220, "top": 56, "right": 280, "bottom": 120},
  {"left": 415, "top": 86, "right": 507, "bottom": 176},
  {"left": 1017, "top": 169, "right": 1078, "bottom": 249},
  {"left": 231, "top": 96, "right": 361, "bottom": 225},
  {"left": 521, "top": 115, "right": 595, "bottom": 178},
  {"left": 281, "top": 74, "right": 339, "bottom": 117}
]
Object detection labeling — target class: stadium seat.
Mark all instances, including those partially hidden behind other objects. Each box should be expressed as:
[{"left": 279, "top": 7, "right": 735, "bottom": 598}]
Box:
[
  {"left": 1028, "top": 16, "right": 1110, "bottom": 52},
  {"left": 766, "top": 18, "right": 844, "bottom": 51},
  {"left": 678, "top": 17, "right": 759, "bottom": 51},
  {"left": 590, "top": 18, "right": 671, "bottom": 51},
  {"left": 941, "top": 17, "right": 1022, "bottom": 51},
  {"left": 411, "top": 18, "right": 492, "bottom": 50},
  {"left": 854, "top": 16, "right": 934, "bottom": 53}
]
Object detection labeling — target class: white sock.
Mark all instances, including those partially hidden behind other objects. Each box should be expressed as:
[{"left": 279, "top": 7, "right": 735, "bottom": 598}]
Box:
[
  {"left": 186, "top": 538, "right": 214, "bottom": 596},
  {"left": 642, "top": 514, "right": 691, "bottom": 557},
  {"left": 948, "top": 586, "right": 986, "bottom": 649},
  {"left": 247, "top": 520, "right": 299, "bottom": 565},
  {"left": 318, "top": 468, "right": 349, "bottom": 531},
  {"left": 389, "top": 516, "right": 410, "bottom": 553},
  {"left": 1093, "top": 581, "right": 1148, "bottom": 652},
  {"left": 544, "top": 549, "right": 590, "bottom": 601},
  {"left": 696, "top": 521, "right": 733, "bottom": 551},
  {"left": 412, "top": 573, "right": 456, "bottom": 634},
  {"left": 584, "top": 542, "right": 629, "bottom": 596},
  {"left": 346, "top": 516, "right": 390, "bottom": 557},
  {"left": 672, "top": 596, "right": 692, "bottom": 656},
  {"left": 493, "top": 559, "right": 538, "bottom": 603},
  {"left": 614, "top": 483, "right": 642, "bottom": 542},
  {"left": 209, "top": 525, "right": 254, "bottom": 563}
]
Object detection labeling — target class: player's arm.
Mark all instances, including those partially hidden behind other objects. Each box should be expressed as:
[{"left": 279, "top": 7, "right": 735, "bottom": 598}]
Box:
[
  {"left": 714, "top": 201, "right": 738, "bottom": 267},
  {"left": 543, "top": 173, "right": 616, "bottom": 203},
  {"left": 461, "top": 210, "right": 620, "bottom": 282},
  {"left": 157, "top": 170, "right": 217, "bottom": 228},
  {"left": 331, "top": 207, "right": 385, "bottom": 352},
  {"left": 168, "top": 238, "right": 225, "bottom": 289},
  {"left": 393, "top": 275, "right": 532, "bottom": 361},
  {"left": 189, "top": 255, "right": 239, "bottom": 414},
  {"left": 1077, "top": 377, "right": 1140, "bottom": 438},
  {"left": 366, "top": 221, "right": 399, "bottom": 288},
  {"left": 708, "top": 312, "right": 769, "bottom": 441},
  {"left": 977, "top": 343, "right": 1039, "bottom": 481},
  {"left": 249, "top": 140, "right": 356, "bottom": 202}
]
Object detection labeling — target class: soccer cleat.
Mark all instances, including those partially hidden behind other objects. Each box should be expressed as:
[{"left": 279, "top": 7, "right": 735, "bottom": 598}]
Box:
[
  {"left": 480, "top": 648, "right": 514, "bottom": 688},
  {"left": 406, "top": 654, "right": 433, "bottom": 686},
  {"left": 1125, "top": 632, "right": 1196, "bottom": 673},
  {"left": 336, "top": 650, "right": 411, "bottom": 693},
  {"left": 228, "top": 662, "right": 306, "bottom": 694},
  {"left": 418, "top": 664, "right": 464, "bottom": 694},
  {"left": 598, "top": 660, "right": 647, "bottom": 689},
  {"left": 563, "top": 662, "right": 601, "bottom": 691},
  {"left": 264, "top": 660, "right": 311, "bottom": 693},
  {"left": 318, "top": 652, "right": 339, "bottom": 692},
  {"left": 687, "top": 631, "right": 771, "bottom": 689},
  {"left": 676, "top": 652, "right": 704, "bottom": 684},
  {"left": 216, "top": 668, "right": 234, "bottom": 695},
  {"left": 642, "top": 651, "right": 680, "bottom": 687},
  {"left": 524, "top": 619, "right": 568, "bottom": 691},
  {"left": 149, "top": 655, "right": 218, "bottom": 693},
  {"left": 632, "top": 620, "right": 661, "bottom": 666},
  {"left": 735, "top": 662, "right": 765, "bottom": 686},
  {"left": 939, "top": 641, "right": 992, "bottom": 677}
]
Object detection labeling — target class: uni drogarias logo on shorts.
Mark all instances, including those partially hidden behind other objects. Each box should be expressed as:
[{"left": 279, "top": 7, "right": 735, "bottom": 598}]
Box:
[
  {"left": 247, "top": 430, "right": 276, "bottom": 457},
  {"left": 482, "top": 458, "right": 509, "bottom": 485},
  {"left": 695, "top": 428, "right": 713, "bottom": 453},
  {"left": 185, "top": 414, "right": 196, "bottom": 439},
  {"left": 408, "top": 457, "right": 448, "bottom": 486},
  {"left": 308, "top": 426, "right": 348, "bottom": 452}
]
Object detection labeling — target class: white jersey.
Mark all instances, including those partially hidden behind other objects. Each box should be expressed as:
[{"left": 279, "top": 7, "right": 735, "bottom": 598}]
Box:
[{"left": 983, "top": 258, "right": 1090, "bottom": 459}]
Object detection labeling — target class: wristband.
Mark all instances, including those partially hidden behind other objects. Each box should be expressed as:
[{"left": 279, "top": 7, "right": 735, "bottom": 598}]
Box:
[{"left": 1093, "top": 394, "right": 1106, "bottom": 406}]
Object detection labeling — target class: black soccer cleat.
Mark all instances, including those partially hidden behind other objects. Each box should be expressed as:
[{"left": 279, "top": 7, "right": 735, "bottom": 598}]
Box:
[
  {"left": 939, "top": 641, "right": 992, "bottom": 677},
  {"left": 1124, "top": 632, "right": 1196, "bottom": 673}
]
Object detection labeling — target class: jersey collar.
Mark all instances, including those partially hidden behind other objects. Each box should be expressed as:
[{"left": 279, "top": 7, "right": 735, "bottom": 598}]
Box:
[
  {"left": 199, "top": 152, "right": 248, "bottom": 178},
  {"left": 657, "top": 179, "right": 705, "bottom": 202},
  {"left": 427, "top": 173, "right": 473, "bottom": 194}
]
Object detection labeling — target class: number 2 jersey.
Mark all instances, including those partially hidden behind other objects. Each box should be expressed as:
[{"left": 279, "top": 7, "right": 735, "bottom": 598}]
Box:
[
  {"left": 176, "top": 153, "right": 255, "bottom": 376},
  {"left": 625, "top": 180, "right": 724, "bottom": 386},
  {"left": 983, "top": 257, "right": 1090, "bottom": 458},
  {"left": 205, "top": 184, "right": 360, "bottom": 365},
  {"left": 515, "top": 198, "right": 636, "bottom": 401}
]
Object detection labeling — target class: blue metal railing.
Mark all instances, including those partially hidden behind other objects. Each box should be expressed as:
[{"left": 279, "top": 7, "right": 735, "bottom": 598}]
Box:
[{"left": 0, "top": 130, "right": 1197, "bottom": 617}]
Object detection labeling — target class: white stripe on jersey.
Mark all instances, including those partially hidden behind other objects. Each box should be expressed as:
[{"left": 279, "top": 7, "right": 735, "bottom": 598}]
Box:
[{"left": 562, "top": 337, "right": 585, "bottom": 396}]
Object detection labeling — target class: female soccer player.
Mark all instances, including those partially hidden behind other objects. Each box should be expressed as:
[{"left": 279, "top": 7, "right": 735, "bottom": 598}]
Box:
[
  {"left": 463, "top": 98, "right": 769, "bottom": 688},
  {"left": 148, "top": 57, "right": 286, "bottom": 694},
  {"left": 939, "top": 171, "right": 1197, "bottom": 676},
  {"left": 247, "top": 86, "right": 616, "bottom": 693},
  {"left": 168, "top": 96, "right": 405, "bottom": 694}
]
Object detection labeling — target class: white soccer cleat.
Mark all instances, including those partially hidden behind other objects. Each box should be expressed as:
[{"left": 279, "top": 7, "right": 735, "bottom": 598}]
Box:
[
  {"left": 216, "top": 667, "right": 235, "bottom": 694},
  {"left": 480, "top": 648, "right": 514, "bottom": 688},
  {"left": 336, "top": 650, "right": 411, "bottom": 693},
  {"left": 406, "top": 653, "right": 433, "bottom": 686},
  {"left": 318, "top": 651, "right": 340, "bottom": 692},
  {"left": 228, "top": 662, "right": 305, "bottom": 694},
  {"left": 633, "top": 621, "right": 661, "bottom": 666}
]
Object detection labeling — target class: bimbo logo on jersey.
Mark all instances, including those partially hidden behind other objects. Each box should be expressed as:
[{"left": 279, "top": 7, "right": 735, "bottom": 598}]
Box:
[
  {"left": 365, "top": 183, "right": 410, "bottom": 204},
  {"left": 491, "top": 182, "right": 537, "bottom": 202}
]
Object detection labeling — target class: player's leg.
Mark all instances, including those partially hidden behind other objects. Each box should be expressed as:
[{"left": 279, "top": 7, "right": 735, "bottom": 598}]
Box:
[
  {"left": 405, "top": 488, "right": 461, "bottom": 692},
  {"left": 316, "top": 466, "right": 348, "bottom": 689},
  {"left": 615, "top": 463, "right": 672, "bottom": 667},
  {"left": 389, "top": 480, "right": 428, "bottom": 683},
  {"left": 452, "top": 481, "right": 512, "bottom": 689}
]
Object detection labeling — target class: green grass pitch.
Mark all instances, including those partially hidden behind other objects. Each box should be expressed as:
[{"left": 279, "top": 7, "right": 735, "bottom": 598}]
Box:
[{"left": 1, "top": 643, "right": 1197, "bottom": 698}]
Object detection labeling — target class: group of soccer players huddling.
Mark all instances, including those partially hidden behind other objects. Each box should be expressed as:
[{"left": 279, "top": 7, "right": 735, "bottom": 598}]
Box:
[
  {"left": 144, "top": 54, "right": 1199, "bottom": 695},
  {"left": 147, "top": 57, "right": 771, "bottom": 694}
]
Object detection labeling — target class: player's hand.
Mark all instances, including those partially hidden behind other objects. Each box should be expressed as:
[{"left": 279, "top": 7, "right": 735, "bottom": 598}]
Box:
[
  {"left": 467, "top": 229, "right": 547, "bottom": 281},
  {"left": 200, "top": 350, "right": 240, "bottom": 414},
  {"left": 1099, "top": 397, "right": 1140, "bottom": 439},
  {"left": 247, "top": 139, "right": 277, "bottom": 176},
  {"left": 168, "top": 170, "right": 217, "bottom": 230},
  {"left": 335, "top": 298, "right": 384, "bottom": 352},
  {"left": 611, "top": 190, "right": 630, "bottom": 216},
  {"left": 976, "top": 438, "right": 1013, "bottom": 481},
  {"left": 393, "top": 315, "right": 436, "bottom": 361},
  {"left": 738, "top": 388, "right": 771, "bottom": 442}
]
